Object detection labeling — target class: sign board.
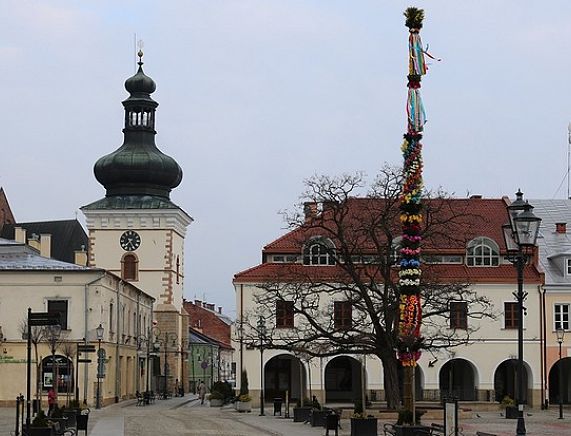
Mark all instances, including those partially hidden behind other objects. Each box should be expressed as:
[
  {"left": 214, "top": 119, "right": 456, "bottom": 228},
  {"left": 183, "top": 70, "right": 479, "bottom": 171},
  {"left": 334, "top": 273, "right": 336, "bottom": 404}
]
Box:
[
  {"left": 29, "top": 312, "right": 60, "bottom": 326},
  {"left": 78, "top": 345, "right": 96, "bottom": 353},
  {"left": 444, "top": 399, "right": 458, "bottom": 436}
]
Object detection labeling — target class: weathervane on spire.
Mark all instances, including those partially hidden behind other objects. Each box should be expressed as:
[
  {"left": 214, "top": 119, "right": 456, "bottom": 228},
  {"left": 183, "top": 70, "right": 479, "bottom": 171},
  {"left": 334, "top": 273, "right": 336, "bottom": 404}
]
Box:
[{"left": 137, "top": 39, "right": 144, "bottom": 66}]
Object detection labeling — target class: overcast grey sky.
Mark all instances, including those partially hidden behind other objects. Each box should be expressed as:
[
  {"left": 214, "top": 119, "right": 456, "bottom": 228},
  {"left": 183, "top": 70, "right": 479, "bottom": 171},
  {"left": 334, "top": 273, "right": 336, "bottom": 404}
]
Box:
[{"left": 1, "top": 1, "right": 570, "bottom": 316}]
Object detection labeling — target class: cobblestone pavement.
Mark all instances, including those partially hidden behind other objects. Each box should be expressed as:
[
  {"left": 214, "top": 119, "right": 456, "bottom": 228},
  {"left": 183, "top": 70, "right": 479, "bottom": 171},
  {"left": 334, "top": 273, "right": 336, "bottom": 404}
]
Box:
[{"left": 2, "top": 398, "right": 571, "bottom": 436}]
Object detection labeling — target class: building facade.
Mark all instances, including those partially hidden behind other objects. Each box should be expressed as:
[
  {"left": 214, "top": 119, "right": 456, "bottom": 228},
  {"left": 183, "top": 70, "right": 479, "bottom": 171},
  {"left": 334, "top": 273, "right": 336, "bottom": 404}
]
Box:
[
  {"left": 233, "top": 196, "right": 544, "bottom": 408},
  {"left": 532, "top": 200, "right": 571, "bottom": 407},
  {"left": 0, "top": 239, "right": 154, "bottom": 407}
]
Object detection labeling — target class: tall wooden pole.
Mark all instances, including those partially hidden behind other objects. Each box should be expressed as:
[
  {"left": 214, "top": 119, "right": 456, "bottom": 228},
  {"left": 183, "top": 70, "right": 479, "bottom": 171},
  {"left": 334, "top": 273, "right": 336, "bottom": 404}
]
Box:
[{"left": 398, "top": 7, "right": 434, "bottom": 418}]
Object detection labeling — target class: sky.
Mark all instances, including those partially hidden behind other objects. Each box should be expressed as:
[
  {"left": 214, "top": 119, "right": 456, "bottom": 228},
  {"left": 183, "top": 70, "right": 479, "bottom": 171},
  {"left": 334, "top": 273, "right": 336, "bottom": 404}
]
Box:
[{"left": 1, "top": 1, "right": 571, "bottom": 317}]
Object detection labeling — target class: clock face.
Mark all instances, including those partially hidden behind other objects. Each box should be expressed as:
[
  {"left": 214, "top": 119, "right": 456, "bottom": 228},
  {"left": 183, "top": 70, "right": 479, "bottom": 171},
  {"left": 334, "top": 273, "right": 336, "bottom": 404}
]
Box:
[{"left": 120, "top": 230, "right": 141, "bottom": 251}]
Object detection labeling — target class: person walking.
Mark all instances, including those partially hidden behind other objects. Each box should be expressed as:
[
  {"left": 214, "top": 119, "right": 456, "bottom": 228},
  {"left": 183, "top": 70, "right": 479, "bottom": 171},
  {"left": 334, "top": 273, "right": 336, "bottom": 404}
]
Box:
[
  {"left": 47, "top": 387, "right": 56, "bottom": 416},
  {"left": 198, "top": 380, "right": 206, "bottom": 405}
]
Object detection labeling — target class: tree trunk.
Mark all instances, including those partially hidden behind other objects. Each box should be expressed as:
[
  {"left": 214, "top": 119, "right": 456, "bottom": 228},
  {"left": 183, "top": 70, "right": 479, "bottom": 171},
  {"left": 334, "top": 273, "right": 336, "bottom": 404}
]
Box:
[{"left": 379, "top": 352, "right": 400, "bottom": 409}]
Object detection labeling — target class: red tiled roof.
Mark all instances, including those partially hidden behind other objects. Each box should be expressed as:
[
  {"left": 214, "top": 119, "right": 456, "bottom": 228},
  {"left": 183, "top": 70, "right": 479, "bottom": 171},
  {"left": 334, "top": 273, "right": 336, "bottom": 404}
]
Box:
[{"left": 264, "top": 197, "right": 511, "bottom": 254}]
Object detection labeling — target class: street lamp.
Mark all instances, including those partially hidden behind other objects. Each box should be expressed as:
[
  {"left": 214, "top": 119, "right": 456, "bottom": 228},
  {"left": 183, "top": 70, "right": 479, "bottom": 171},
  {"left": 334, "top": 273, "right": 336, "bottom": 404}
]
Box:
[
  {"left": 502, "top": 190, "right": 541, "bottom": 436},
  {"left": 95, "top": 323, "right": 104, "bottom": 409},
  {"left": 257, "top": 316, "right": 267, "bottom": 416},
  {"left": 556, "top": 328, "right": 565, "bottom": 419}
]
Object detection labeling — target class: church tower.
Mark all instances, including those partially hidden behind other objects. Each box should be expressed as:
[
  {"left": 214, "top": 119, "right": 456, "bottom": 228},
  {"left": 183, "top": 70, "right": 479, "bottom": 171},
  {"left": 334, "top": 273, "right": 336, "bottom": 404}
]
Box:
[{"left": 81, "top": 52, "right": 192, "bottom": 394}]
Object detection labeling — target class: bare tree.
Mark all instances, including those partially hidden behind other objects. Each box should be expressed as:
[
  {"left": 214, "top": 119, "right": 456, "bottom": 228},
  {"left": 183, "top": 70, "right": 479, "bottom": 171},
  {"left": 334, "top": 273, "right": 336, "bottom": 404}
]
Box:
[
  {"left": 20, "top": 319, "right": 45, "bottom": 408},
  {"left": 241, "top": 167, "right": 496, "bottom": 409},
  {"left": 60, "top": 341, "right": 77, "bottom": 406}
]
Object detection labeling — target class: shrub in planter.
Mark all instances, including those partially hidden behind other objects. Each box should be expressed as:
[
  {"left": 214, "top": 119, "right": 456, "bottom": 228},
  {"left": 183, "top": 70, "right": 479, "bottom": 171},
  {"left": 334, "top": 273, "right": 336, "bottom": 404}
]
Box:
[
  {"left": 350, "top": 399, "right": 378, "bottom": 436},
  {"left": 211, "top": 381, "right": 233, "bottom": 403},
  {"left": 500, "top": 395, "right": 518, "bottom": 418},
  {"left": 29, "top": 410, "right": 52, "bottom": 436},
  {"left": 209, "top": 391, "right": 224, "bottom": 407},
  {"left": 292, "top": 406, "right": 312, "bottom": 422},
  {"left": 394, "top": 409, "right": 430, "bottom": 436}
]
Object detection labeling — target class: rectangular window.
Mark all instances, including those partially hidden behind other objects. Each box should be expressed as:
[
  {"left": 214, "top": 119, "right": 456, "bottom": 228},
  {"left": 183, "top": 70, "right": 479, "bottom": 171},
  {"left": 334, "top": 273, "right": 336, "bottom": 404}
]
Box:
[
  {"left": 450, "top": 302, "right": 468, "bottom": 330},
  {"left": 109, "top": 303, "right": 114, "bottom": 333},
  {"left": 276, "top": 300, "right": 294, "bottom": 328},
  {"left": 334, "top": 301, "right": 352, "bottom": 329},
  {"left": 47, "top": 300, "right": 68, "bottom": 330},
  {"left": 555, "top": 303, "right": 570, "bottom": 330},
  {"left": 504, "top": 302, "right": 519, "bottom": 329},
  {"left": 567, "top": 259, "right": 571, "bottom": 276}
]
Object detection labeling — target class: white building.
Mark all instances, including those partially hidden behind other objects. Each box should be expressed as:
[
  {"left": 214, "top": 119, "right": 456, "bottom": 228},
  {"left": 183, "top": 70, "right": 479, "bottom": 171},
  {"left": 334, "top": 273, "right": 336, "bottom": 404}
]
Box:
[
  {"left": 233, "top": 196, "right": 544, "bottom": 408},
  {"left": 0, "top": 238, "right": 154, "bottom": 407}
]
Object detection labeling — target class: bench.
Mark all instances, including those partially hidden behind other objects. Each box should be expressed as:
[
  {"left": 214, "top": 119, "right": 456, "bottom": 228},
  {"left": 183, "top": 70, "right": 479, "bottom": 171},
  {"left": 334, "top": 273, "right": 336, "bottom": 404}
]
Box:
[{"left": 431, "top": 423, "right": 445, "bottom": 435}]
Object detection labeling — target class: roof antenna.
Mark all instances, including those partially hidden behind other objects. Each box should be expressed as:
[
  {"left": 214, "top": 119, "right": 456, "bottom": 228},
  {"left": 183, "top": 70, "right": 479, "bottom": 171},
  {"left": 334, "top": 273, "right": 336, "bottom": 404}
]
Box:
[{"left": 567, "top": 122, "right": 571, "bottom": 199}]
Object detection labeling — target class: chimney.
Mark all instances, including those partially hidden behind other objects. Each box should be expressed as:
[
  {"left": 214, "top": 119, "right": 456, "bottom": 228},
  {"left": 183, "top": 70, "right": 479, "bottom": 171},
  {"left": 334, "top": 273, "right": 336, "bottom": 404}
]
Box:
[
  {"left": 470, "top": 195, "right": 482, "bottom": 199},
  {"left": 28, "top": 233, "right": 40, "bottom": 251},
  {"left": 303, "top": 202, "right": 318, "bottom": 222},
  {"left": 40, "top": 234, "right": 51, "bottom": 258},
  {"left": 74, "top": 245, "right": 87, "bottom": 266},
  {"left": 14, "top": 227, "right": 26, "bottom": 243},
  {"left": 194, "top": 299, "right": 202, "bottom": 307},
  {"left": 218, "top": 307, "right": 222, "bottom": 314},
  {"left": 556, "top": 223, "right": 567, "bottom": 234},
  {"left": 206, "top": 303, "right": 215, "bottom": 311}
]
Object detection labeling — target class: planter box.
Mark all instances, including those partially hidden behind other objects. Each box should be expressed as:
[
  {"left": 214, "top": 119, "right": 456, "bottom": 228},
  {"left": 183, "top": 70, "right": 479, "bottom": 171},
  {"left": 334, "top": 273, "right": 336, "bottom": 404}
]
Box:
[
  {"left": 310, "top": 410, "right": 328, "bottom": 427},
  {"left": 236, "top": 401, "right": 252, "bottom": 413},
  {"left": 27, "top": 428, "right": 53, "bottom": 436},
  {"left": 505, "top": 406, "right": 519, "bottom": 419},
  {"left": 394, "top": 424, "right": 431, "bottom": 436},
  {"left": 293, "top": 406, "right": 312, "bottom": 423},
  {"left": 210, "top": 399, "right": 223, "bottom": 407},
  {"left": 350, "top": 417, "right": 378, "bottom": 436}
]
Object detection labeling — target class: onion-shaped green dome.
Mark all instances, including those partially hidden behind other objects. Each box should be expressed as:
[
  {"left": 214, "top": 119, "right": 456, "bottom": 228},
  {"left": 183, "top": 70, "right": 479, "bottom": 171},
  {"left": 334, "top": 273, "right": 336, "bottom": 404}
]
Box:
[{"left": 93, "top": 53, "right": 183, "bottom": 199}]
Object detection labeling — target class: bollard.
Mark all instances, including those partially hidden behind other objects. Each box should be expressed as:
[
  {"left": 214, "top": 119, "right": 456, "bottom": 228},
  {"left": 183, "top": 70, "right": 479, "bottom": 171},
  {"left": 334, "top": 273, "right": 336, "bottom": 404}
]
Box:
[{"left": 15, "top": 394, "right": 24, "bottom": 436}]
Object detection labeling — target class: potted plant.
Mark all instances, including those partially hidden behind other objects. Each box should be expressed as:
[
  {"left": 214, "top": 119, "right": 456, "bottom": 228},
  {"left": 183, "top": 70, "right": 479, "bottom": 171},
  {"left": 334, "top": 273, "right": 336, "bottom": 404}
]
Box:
[
  {"left": 209, "top": 391, "right": 224, "bottom": 407},
  {"left": 29, "top": 409, "right": 52, "bottom": 436},
  {"left": 309, "top": 397, "right": 328, "bottom": 427},
  {"left": 501, "top": 395, "right": 518, "bottom": 419},
  {"left": 394, "top": 409, "right": 428, "bottom": 436},
  {"left": 350, "top": 399, "right": 378, "bottom": 436},
  {"left": 236, "top": 370, "right": 252, "bottom": 412},
  {"left": 292, "top": 397, "right": 312, "bottom": 422}
]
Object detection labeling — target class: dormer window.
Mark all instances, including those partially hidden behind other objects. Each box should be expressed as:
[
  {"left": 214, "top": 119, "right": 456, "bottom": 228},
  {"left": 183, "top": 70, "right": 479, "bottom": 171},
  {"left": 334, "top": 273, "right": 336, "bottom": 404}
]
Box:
[
  {"left": 466, "top": 237, "right": 499, "bottom": 266},
  {"left": 303, "top": 237, "right": 335, "bottom": 265}
]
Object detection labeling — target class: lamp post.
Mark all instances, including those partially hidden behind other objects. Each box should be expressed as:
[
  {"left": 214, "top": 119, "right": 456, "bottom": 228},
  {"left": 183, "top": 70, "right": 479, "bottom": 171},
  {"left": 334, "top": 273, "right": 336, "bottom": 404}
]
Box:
[
  {"left": 257, "top": 316, "right": 267, "bottom": 416},
  {"left": 502, "top": 190, "right": 541, "bottom": 436},
  {"left": 556, "top": 328, "right": 565, "bottom": 419},
  {"left": 95, "top": 323, "right": 104, "bottom": 409}
]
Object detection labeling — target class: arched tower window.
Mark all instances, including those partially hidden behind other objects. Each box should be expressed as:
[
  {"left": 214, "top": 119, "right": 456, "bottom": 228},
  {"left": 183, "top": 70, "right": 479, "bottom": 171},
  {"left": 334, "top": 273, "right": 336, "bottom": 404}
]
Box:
[
  {"left": 303, "top": 237, "right": 336, "bottom": 265},
  {"left": 122, "top": 253, "right": 139, "bottom": 281},
  {"left": 466, "top": 237, "right": 500, "bottom": 266}
]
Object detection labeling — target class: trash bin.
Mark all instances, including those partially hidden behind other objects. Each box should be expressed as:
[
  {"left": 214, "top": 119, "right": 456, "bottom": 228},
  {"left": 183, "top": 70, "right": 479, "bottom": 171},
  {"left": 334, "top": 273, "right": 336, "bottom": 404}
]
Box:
[{"left": 273, "top": 398, "right": 283, "bottom": 416}]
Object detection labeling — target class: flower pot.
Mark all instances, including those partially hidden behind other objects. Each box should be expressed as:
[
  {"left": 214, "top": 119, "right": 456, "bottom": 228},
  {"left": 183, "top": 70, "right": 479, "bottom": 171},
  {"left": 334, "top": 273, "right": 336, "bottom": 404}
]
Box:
[
  {"left": 394, "top": 424, "right": 432, "bottom": 436},
  {"left": 505, "top": 405, "right": 519, "bottom": 419},
  {"left": 237, "top": 401, "right": 252, "bottom": 413},
  {"left": 350, "top": 417, "right": 378, "bottom": 436},
  {"left": 210, "top": 399, "right": 223, "bottom": 407},
  {"left": 293, "top": 406, "right": 312, "bottom": 422},
  {"left": 310, "top": 410, "right": 328, "bottom": 427}
]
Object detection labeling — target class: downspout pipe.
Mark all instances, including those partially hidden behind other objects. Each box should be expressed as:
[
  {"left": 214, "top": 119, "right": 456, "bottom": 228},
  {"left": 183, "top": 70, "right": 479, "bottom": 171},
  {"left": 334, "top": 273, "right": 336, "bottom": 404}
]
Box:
[
  {"left": 84, "top": 271, "right": 106, "bottom": 405},
  {"left": 541, "top": 285, "right": 547, "bottom": 408},
  {"left": 115, "top": 281, "right": 122, "bottom": 403}
]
